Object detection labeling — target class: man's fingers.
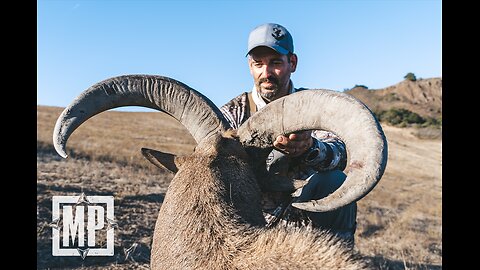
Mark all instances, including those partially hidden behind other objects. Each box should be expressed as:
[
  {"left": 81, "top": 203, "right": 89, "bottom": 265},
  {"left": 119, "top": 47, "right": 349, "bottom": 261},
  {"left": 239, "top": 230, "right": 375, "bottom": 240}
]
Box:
[
  {"left": 288, "top": 133, "right": 300, "bottom": 140},
  {"left": 279, "top": 132, "right": 310, "bottom": 142},
  {"left": 276, "top": 135, "right": 287, "bottom": 143},
  {"left": 273, "top": 140, "right": 282, "bottom": 149},
  {"left": 274, "top": 133, "right": 313, "bottom": 157},
  {"left": 288, "top": 131, "right": 310, "bottom": 141}
]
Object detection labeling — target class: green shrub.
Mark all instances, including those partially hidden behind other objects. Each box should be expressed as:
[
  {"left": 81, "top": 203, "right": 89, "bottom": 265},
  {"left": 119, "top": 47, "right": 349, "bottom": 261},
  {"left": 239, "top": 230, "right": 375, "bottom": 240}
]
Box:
[
  {"left": 404, "top": 72, "right": 417, "bottom": 82},
  {"left": 373, "top": 108, "right": 441, "bottom": 129},
  {"left": 375, "top": 108, "right": 427, "bottom": 126},
  {"left": 354, "top": 84, "right": 368, "bottom": 89},
  {"left": 422, "top": 116, "right": 442, "bottom": 127}
]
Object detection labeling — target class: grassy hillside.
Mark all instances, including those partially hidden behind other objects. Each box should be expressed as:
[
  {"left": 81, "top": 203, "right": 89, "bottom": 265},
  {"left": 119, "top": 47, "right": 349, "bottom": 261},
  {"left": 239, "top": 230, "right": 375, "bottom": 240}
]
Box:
[
  {"left": 346, "top": 77, "right": 442, "bottom": 139},
  {"left": 346, "top": 77, "right": 441, "bottom": 120},
  {"left": 37, "top": 105, "right": 441, "bottom": 269}
]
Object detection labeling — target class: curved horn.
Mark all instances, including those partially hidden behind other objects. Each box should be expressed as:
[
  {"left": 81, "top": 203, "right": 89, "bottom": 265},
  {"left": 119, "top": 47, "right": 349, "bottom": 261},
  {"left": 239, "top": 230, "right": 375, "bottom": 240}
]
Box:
[
  {"left": 236, "top": 89, "right": 388, "bottom": 212},
  {"left": 53, "top": 75, "right": 229, "bottom": 158}
]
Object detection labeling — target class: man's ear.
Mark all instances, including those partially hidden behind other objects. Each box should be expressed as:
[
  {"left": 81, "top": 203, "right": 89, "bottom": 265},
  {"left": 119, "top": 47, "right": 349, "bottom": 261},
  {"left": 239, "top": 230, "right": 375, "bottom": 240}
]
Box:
[
  {"left": 289, "top": 53, "right": 298, "bottom": 72},
  {"left": 248, "top": 56, "right": 255, "bottom": 76},
  {"left": 141, "top": 148, "right": 181, "bottom": 173}
]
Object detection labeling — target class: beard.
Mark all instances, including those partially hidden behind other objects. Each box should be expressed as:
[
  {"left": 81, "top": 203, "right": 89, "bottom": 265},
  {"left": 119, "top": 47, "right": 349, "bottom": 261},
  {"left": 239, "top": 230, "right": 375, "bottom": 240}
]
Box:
[{"left": 255, "top": 76, "right": 281, "bottom": 101}]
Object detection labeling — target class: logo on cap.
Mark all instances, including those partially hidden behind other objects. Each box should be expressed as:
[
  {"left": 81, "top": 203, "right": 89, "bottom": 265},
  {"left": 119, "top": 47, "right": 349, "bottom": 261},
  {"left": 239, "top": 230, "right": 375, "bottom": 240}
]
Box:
[{"left": 271, "top": 26, "right": 285, "bottom": 40}]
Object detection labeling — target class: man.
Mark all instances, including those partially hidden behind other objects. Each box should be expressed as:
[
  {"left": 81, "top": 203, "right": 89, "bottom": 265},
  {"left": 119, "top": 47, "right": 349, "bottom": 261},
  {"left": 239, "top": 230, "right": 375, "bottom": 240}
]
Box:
[{"left": 220, "top": 23, "right": 357, "bottom": 245}]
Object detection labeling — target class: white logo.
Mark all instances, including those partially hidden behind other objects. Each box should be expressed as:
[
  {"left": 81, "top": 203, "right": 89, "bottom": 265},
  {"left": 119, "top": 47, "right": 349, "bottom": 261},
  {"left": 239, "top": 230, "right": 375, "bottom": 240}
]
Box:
[{"left": 51, "top": 193, "right": 116, "bottom": 259}]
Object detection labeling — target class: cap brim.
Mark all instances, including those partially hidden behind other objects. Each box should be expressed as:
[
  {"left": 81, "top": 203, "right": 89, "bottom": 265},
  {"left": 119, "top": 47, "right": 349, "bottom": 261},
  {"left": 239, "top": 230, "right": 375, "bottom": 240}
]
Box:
[{"left": 246, "top": 44, "right": 290, "bottom": 56}]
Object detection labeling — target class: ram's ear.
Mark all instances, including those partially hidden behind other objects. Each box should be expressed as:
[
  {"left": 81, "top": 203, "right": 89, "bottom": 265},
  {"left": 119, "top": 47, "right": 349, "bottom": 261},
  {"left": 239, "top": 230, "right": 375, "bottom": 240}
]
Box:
[{"left": 141, "top": 148, "right": 181, "bottom": 173}]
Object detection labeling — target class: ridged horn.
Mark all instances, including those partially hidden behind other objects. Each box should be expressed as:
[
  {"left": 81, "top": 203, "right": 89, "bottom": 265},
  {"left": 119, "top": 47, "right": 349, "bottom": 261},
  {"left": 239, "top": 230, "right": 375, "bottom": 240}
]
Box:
[
  {"left": 236, "top": 89, "right": 388, "bottom": 212},
  {"left": 53, "top": 75, "right": 229, "bottom": 158}
]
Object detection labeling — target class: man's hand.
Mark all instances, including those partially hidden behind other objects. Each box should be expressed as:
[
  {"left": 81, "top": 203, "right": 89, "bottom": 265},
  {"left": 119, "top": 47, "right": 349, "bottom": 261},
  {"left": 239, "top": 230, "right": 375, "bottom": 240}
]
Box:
[{"left": 273, "top": 131, "right": 313, "bottom": 157}]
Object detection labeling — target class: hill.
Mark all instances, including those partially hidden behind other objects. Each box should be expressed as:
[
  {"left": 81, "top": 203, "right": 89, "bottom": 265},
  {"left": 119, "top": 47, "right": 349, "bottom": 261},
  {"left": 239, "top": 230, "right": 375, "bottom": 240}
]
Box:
[{"left": 345, "top": 77, "right": 442, "bottom": 123}]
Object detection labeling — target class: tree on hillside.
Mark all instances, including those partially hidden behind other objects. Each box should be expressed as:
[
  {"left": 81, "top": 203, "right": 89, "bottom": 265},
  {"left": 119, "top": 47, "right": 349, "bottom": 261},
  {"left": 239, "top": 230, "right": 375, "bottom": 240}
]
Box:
[
  {"left": 404, "top": 72, "right": 417, "bottom": 82},
  {"left": 354, "top": 84, "right": 368, "bottom": 89}
]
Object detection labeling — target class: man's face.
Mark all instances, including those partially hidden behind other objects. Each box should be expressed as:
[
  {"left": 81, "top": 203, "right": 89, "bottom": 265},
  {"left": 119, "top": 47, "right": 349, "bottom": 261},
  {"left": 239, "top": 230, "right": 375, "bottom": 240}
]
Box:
[{"left": 248, "top": 46, "right": 297, "bottom": 102}]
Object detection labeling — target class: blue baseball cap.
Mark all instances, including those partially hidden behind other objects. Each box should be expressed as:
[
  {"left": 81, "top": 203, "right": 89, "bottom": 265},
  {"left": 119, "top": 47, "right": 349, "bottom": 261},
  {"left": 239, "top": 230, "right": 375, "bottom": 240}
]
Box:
[{"left": 247, "top": 23, "right": 294, "bottom": 56}]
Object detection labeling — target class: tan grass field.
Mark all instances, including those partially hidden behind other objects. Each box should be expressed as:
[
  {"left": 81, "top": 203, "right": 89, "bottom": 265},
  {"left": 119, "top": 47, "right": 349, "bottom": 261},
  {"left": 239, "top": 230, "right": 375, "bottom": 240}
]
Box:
[{"left": 37, "top": 105, "right": 442, "bottom": 269}]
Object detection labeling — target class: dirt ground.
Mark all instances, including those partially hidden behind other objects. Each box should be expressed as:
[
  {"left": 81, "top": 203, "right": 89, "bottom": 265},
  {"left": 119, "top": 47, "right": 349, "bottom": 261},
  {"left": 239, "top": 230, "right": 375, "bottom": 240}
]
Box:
[{"left": 37, "top": 106, "right": 441, "bottom": 269}]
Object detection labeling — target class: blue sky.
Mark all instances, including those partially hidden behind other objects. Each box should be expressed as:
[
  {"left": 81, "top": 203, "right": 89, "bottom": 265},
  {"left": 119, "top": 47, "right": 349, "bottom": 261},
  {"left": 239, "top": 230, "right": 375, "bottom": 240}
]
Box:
[{"left": 38, "top": 0, "right": 442, "bottom": 111}]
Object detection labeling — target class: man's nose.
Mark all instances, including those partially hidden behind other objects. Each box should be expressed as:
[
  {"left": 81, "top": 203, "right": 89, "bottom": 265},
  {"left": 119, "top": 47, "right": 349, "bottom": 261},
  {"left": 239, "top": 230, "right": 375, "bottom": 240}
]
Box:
[{"left": 262, "top": 64, "right": 274, "bottom": 77}]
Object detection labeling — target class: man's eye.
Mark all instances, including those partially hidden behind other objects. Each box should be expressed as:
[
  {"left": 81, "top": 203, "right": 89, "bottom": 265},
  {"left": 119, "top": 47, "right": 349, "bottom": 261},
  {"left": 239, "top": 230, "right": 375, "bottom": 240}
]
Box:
[
  {"left": 273, "top": 61, "right": 283, "bottom": 65},
  {"left": 254, "top": 63, "right": 263, "bottom": 68}
]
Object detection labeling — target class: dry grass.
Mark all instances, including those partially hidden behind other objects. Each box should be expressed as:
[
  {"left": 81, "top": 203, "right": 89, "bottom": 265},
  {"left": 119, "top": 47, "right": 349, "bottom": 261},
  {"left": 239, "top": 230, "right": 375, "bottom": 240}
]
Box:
[
  {"left": 37, "top": 145, "right": 163, "bottom": 269},
  {"left": 356, "top": 125, "right": 442, "bottom": 269},
  {"left": 37, "top": 106, "right": 195, "bottom": 169},
  {"left": 37, "top": 106, "right": 441, "bottom": 269},
  {"left": 410, "top": 126, "right": 442, "bottom": 140}
]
